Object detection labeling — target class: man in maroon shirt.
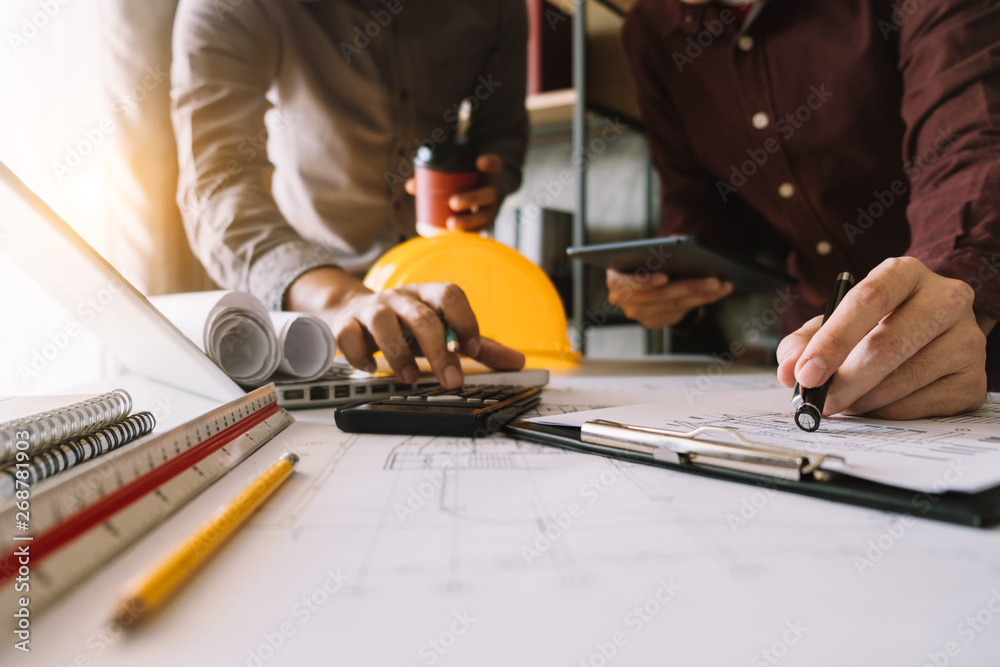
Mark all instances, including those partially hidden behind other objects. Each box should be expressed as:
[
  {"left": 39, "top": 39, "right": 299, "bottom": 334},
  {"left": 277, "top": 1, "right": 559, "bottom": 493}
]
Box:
[{"left": 610, "top": 0, "right": 1000, "bottom": 420}]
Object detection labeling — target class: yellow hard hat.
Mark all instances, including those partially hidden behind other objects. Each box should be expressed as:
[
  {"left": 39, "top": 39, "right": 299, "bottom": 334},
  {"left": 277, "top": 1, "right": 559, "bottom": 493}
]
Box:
[{"left": 364, "top": 233, "right": 579, "bottom": 368}]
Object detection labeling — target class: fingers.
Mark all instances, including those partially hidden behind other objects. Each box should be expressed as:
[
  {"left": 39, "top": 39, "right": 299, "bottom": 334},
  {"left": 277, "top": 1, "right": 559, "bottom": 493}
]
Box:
[
  {"left": 353, "top": 299, "right": 421, "bottom": 384},
  {"left": 415, "top": 283, "right": 479, "bottom": 350},
  {"left": 449, "top": 185, "right": 497, "bottom": 212},
  {"left": 822, "top": 294, "right": 966, "bottom": 413},
  {"left": 475, "top": 153, "right": 503, "bottom": 174},
  {"left": 835, "top": 315, "right": 987, "bottom": 417},
  {"left": 404, "top": 178, "right": 416, "bottom": 196},
  {"left": 334, "top": 318, "right": 378, "bottom": 374},
  {"left": 472, "top": 336, "right": 526, "bottom": 371},
  {"left": 775, "top": 316, "right": 822, "bottom": 387},
  {"left": 860, "top": 367, "right": 986, "bottom": 421},
  {"left": 446, "top": 205, "right": 497, "bottom": 232},
  {"left": 448, "top": 186, "right": 498, "bottom": 231},
  {"left": 607, "top": 273, "right": 732, "bottom": 329},
  {"left": 606, "top": 268, "right": 668, "bottom": 292},
  {"left": 607, "top": 274, "right": 729, "bottom": 305},
  {"left": 800, "top": 266, "right": 975, "bottom": 414},
  {"left": 387, "top": 292, "right": 464, "bottom": 388},
  {"left": 794, "top": 257, "right": 928, "bottom": 388},
  {"left": 784, "top": 257, "right": 986, "bottom": 421},
  {"left": 333, "top": 285, "right": 474, "bottom": 389},
  {"left": 670, "top": 279, "right": 733, "bottom": 310},
  {"left": 443, "top": 155, "right": 502, "bottom": 231}
]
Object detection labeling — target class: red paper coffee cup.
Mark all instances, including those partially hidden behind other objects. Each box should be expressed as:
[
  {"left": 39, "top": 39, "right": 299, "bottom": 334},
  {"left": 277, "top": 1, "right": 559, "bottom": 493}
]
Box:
[{"left": 413, "top": 144, "right": 479, "bottom": 235}]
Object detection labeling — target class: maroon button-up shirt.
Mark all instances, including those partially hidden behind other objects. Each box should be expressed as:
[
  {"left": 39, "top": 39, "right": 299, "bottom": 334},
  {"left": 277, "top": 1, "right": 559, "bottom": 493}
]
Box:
[{"left": 623, "top": 0, "right": 1000, "bottom": 388}]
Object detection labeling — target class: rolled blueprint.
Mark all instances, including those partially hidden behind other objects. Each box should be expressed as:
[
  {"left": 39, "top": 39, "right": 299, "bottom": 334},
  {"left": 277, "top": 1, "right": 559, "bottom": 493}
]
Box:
[
  {"left": 151, "top": 291, "right": 282, "bottom": 386},
  {"left": 268, "top": 311, "right": 337, "bottom": 382}
]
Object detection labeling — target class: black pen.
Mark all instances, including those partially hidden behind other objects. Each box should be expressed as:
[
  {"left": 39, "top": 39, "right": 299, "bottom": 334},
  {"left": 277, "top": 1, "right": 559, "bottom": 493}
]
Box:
[{"left": 792, "top": 271, "right": 855, "bottom": 432}]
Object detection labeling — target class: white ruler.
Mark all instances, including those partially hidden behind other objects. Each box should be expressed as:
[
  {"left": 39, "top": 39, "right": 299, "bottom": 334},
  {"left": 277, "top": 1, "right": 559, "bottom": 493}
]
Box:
[{"left": 0, "top": 385, "right": 293, "bottom": 613}]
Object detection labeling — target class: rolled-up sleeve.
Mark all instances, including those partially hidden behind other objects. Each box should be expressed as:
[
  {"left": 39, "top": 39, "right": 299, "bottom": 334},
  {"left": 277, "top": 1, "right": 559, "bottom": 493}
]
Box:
[
  {"left": 898, "top": 0, "right": 1000, "bottom": 322},
  {"left": 171, "top": 0, "right": 338, "bottom": 309}
]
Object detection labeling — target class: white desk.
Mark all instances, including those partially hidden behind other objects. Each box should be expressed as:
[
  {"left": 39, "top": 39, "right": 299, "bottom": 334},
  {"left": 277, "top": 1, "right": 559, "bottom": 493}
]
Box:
[{"left": 11, "top": 360, "right": 1000, "bottom": 666}]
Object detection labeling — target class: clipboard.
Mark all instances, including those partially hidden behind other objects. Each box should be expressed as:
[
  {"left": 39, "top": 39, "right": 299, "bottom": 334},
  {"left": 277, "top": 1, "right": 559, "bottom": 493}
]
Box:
[{"left": 504, "top": 419, "right": 1000, "bottom": 527}]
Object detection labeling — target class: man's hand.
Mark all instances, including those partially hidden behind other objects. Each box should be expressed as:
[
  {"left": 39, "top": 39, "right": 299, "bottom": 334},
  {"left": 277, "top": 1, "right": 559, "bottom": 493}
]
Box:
[
  {"left": 287, "top": 267, "right": 525, "bottom": 388},
  {"left": 405, "top": 154, "right": 504, "bottom": 232},
  {"left": 776, "top": 257, "right": 990, "bottom": 420},
  {"left": 606, "top": 268, "right": 733, "bottom": 329}
]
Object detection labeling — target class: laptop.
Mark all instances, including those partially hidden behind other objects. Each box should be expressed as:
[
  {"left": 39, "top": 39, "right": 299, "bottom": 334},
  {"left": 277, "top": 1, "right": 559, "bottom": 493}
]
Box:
[{"left": 0, "top": 161, "right": 547, "bottom": 407}]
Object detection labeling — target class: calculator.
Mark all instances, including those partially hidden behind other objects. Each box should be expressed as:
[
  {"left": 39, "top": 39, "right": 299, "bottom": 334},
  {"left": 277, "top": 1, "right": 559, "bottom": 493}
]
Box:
[{"left": 333, "top": 384, "right": 543, "bottom": 437}]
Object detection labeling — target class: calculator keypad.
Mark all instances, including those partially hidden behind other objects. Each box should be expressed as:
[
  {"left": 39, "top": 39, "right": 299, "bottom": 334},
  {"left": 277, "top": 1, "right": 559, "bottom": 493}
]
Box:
[{"left": 384, "top": 384, "right": 534, "bottom": 408}]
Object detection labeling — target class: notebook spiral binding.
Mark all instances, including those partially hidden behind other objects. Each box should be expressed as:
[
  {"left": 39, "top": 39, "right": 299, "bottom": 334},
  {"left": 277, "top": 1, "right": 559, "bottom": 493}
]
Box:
[{"left": 0, "top": 388, "right": 133, "bottom": 462}]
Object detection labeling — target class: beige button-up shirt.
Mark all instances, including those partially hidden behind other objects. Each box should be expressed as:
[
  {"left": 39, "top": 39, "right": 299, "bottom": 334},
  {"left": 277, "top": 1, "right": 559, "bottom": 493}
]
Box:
[{"left": 171, "top": 0, "right": 528, "bottom": 309}]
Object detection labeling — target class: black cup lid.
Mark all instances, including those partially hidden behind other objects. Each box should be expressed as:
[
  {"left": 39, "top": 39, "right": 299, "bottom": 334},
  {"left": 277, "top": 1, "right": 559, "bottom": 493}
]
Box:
[{"left": 413, "top": 142, "right": 477, "bottom": 173}]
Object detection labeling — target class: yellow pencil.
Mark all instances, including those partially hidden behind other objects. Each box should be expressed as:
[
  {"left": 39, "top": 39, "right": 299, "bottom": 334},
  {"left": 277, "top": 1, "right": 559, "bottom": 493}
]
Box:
[{"left": 114, "top": 452, "right": 299, "bottom": 626}]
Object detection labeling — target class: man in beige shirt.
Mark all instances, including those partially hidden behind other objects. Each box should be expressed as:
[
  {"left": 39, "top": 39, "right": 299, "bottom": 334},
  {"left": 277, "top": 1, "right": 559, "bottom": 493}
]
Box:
[{"left": 171, "top": 0, "right": 529, "bottom": 387}]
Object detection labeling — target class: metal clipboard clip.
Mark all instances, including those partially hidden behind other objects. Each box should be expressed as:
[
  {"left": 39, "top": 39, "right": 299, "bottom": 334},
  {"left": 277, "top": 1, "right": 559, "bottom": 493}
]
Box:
[{"left": 580, "top": 420, "right": 846, "bottom": 481}]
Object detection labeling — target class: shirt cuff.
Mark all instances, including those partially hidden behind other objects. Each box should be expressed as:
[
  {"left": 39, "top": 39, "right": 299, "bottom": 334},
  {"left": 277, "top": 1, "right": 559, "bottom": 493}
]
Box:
[{"left": 247, "top": 240, "right": 340, "bottom": 311}]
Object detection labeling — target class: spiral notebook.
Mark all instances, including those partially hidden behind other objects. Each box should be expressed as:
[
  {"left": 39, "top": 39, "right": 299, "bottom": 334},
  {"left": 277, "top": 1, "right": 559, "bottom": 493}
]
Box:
[{"left": 0, "top": 389, "right": 133, "bottom": 464}]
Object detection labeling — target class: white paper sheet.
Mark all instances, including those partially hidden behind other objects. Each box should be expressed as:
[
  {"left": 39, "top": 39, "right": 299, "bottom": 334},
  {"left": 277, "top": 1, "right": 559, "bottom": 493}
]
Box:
[
  {"left": 529, "top": 387, "right": 1000, "bottom": 493},
  {"left": 150, "top": 291, "right": 337, "bottom": 385},
  {"left": 23, "top": 375, "right": 1000, "bottom": 667}
]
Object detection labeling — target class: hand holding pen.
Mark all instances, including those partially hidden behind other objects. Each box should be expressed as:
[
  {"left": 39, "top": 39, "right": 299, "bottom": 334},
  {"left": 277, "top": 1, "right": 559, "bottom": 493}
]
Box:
[
  {"left": 791, "top": 273, "right": 854, "bottom": 431},
  {"left": 778, "top": 257, "right": 990, "bottom": 424}
]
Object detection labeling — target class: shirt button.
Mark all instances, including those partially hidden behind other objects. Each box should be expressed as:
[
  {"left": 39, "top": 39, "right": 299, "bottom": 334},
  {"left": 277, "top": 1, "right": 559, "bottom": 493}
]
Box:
[
  {"left": 778, "top": 182, "right": 795, "bottom": 199},
  {"left": 737, "top": 35, "right": 754, "bottom": 51},
  {"left": 751, "top": 112, "right": 769, "bottom": 130},
  {"left": 684, "top": 13, "right": 693, "bottom": 23},
  {"left": 816, "top": 240, "right": 832, "bottom": 256},
  {"left": 400, "top": 89, "right": 409, "bottom": 102}
]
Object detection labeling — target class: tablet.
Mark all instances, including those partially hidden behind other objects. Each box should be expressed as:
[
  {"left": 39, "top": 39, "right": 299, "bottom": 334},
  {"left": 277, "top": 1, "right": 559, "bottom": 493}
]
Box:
[{"left": 566, "top": 236, "right": 795, "bottom": 293}]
